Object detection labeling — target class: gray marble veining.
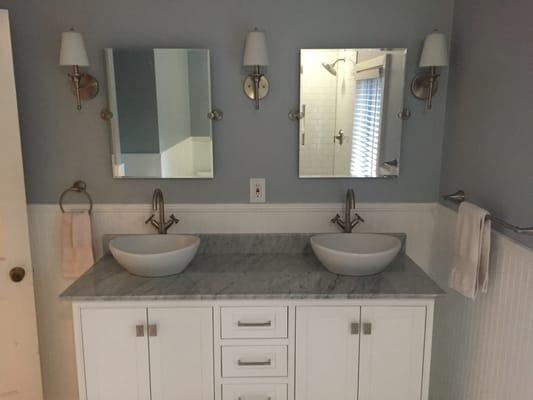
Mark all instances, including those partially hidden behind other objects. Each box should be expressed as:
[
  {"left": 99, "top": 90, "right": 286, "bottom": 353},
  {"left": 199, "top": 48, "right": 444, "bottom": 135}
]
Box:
[{"left": 61, "top": 233, "right": 443, "bottom": 301}]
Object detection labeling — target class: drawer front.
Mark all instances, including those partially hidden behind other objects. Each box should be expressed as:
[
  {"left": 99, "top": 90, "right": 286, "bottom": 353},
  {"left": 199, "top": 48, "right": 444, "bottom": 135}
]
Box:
[
  {"left": 222, "top": 384, "right": 287, "bottom": 400},
  {"left": 221, "top": 346, "right": 288, "bottom": 377},
  {"left": 221, "top": 307, "right": 288, "bottom": 339}
]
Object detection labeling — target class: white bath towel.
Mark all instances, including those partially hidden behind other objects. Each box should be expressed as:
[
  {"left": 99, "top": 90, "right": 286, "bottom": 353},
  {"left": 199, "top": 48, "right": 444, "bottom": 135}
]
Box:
[
  {"left": 61, "top": 211, "right": 94, "bottom": 279},
  {"left": 449, "top": 201, "right": 491, "bottom": 299},
  {"left": 0, "top": 212, "right": 5, "bottom": 261}
]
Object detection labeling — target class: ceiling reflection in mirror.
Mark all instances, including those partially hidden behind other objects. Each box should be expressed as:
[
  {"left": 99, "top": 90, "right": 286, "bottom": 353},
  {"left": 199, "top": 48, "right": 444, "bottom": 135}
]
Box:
[
  {"left": 298, "top": 48, "right": 407, "bottom": 178},
  {"left": 105, "top": 48, "right": 214, "bottom": 178}
]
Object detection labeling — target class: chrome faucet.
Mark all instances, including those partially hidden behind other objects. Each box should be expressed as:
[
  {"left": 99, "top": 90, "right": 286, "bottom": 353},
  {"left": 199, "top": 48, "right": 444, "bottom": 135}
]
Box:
[
  {"left": 145, "top": 189, "right": 179, "bottom": 234},
  {"left": 331, "top": 189, "right": 364, "bottom": 233}
]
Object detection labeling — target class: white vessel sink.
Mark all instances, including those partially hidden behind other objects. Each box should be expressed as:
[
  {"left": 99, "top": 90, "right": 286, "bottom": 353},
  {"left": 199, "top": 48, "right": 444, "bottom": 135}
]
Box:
[
  {"left": 109, "top": 234, "right": 200, "bottom": 277},
  {"left": 310, "top": 233, "right": 402, "bottom": 276}
]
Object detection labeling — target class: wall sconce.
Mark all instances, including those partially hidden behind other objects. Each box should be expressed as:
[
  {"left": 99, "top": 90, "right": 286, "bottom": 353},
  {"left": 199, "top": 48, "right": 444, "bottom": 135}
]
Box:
[
  {"left": 243, "top": 28, "right": 269, "bottom": 110},
  {"left": 59, "top": 29, "right": 99, "bottom": 110},
  {"left": 411, "top": 30, "right": 448, "bottom": 110}
]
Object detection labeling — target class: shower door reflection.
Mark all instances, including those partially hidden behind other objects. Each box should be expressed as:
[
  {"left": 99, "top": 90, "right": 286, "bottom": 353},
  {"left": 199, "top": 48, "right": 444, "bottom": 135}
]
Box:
[{"left": 298, "top": 48, "right": 407, "bottom": 178}]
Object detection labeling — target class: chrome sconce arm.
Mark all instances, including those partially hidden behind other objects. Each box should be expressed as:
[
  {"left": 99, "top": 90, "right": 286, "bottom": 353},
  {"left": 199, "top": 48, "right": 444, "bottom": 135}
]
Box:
[
  {"left": 67, "top": 66, "right": 99, "bottom": 111},
  {"left": 411, "top": 30, "right": 448, "bottom": 111},
  {"left": 243, "top": 65, "right": 269, "bottom": 110},
  {"left": 410, "top": 66, "right": 440, "bottom": 111}
]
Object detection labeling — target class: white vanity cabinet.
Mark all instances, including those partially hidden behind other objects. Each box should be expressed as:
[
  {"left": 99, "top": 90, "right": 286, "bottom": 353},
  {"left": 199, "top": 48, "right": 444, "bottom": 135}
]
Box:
[
  {"left": 295, "top": 306, "right": 361, "bottom": 400},
  {"left": 75, "top": 305, "right": 214, "bottom": 400},
  {"left": 295, "top": 305, "right": 430, "bottom": 400},
  {"left": 72, "top": 300, "right": 434, "bottom": 400},
  {"left": 79, "top": 307, "right": 151, "bottom": 400}
]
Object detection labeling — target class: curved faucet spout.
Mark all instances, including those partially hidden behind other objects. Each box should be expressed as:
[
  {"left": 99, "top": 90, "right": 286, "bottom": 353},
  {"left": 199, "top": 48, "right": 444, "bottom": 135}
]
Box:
[
  {"left": 332, "top": 188, "right": 364, "bottom": 233},
  {"left": 152, "top": 189, "right": 163, "bottom": 211},
  {"left": 146, "top": 189, "right": 178, "bottom": 234}
]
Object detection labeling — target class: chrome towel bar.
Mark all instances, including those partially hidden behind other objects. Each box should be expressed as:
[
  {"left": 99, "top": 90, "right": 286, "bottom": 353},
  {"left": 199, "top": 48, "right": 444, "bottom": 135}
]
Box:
[{"left": 442, "top": 190, "right": 533, "bottom": 235}]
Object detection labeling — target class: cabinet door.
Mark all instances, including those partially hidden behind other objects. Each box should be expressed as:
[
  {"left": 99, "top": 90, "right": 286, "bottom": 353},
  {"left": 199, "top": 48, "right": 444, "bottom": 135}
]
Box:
[
  {"left": 358, "top": 306, "right": 426, "bottom": 400},
  {"left": 148, "top": 307, "right": 214, "bottom": 400},
  {"left": 80, "top": 308, "right": 150, "bottom": 400},
  {"left": 295, "top": 306, "right": 360, "bottom": 400}
]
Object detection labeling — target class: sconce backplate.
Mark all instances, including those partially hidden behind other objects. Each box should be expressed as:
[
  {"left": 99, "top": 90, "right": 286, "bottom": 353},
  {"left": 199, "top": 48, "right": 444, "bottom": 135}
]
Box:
[
  {"left": 410, "top": 73, "right": 439, "bottom": 100},
  {"left": 70, "top": 73, "right": 99, "bottom": 100},
  {"left": 243, "top": 75, "right": 269, "bottom": 100}
]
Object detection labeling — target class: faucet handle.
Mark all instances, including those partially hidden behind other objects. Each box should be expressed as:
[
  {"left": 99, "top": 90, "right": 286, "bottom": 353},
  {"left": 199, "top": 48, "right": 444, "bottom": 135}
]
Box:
[
  {"left": 331, "top": 214, "right": 342, "bottom": 224},
  {"left": 145, "top": 214, "right": 155, "bottom": 224},
  {"left": 164, "top": 214, "right": 179, "bottom": 232},
  {"left": 350, "top": 213, "right": 365, "bottom": 229}
]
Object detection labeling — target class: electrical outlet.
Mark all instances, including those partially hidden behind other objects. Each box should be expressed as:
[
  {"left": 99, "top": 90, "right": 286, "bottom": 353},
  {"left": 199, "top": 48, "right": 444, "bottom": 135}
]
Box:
[{"left": 250, "top": 178, "right": 266, "bottom": 203}]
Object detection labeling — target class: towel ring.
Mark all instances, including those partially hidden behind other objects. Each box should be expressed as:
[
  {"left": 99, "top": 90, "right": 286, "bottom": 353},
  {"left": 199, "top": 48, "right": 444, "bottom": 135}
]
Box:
[{"left": 59, "top": 180, "right": 93, "bottom": 214}]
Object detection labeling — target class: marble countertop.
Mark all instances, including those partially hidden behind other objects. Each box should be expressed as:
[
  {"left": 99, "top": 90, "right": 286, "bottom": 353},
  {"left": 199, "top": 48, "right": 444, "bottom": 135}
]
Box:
[{"left": 60, "top": 233, "right": 444, "bottom": 301}]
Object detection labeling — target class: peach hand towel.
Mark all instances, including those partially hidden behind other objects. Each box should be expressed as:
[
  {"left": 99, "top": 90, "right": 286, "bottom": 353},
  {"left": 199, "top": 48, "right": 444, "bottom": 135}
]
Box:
[
  {"left": 0, "top": 212, "right": 5, "bottom": 260},
  {"left": 61, "top": 211, "right": 94, "bottom": 279},
  {"left": 449, "top": 201, "right": 491, "bottom": 299}
]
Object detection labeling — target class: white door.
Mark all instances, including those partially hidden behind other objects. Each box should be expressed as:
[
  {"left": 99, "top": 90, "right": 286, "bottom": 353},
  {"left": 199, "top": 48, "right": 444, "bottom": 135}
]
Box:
[
  {"left": 148, "top": 307, "right": 214, "bottom": 400},
  {"left": 0, "top": 10, "right": 43, "bottom": 400},
  {"left": 358, "top": 306, "right": 426, "bottom": 400},
  {"left": 80, "top": 308, "right": 151, "bottom": 400},
  {"left": 295, "top": 306, "right": 360, "bottom": 400}
]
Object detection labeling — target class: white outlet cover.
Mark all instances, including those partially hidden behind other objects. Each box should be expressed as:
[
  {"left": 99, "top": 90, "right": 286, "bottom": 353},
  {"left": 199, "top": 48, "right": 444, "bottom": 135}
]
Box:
[{"left": 249, "top": 178, "right": 266, "bottom": 203}]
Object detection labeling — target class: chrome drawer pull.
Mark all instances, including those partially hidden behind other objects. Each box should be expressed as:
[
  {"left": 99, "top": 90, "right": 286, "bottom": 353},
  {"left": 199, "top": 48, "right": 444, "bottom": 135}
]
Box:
[
  {"left": 237, "top": 320, "right": 272, "bottom": 327},
  {"left": 135, "top": 325, "right": 145, "bottom": 337},
  {"left": 237, "top": 358, "right": 272, "bottom": 366},
  {"left": 238, "top": 397, "right": 271, "bottom": 400}
]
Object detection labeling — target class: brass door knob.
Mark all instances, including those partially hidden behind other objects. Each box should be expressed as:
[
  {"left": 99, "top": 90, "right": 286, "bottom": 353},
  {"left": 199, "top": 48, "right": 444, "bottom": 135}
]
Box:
[{"left": 9, "top": 267, "right": 25, "bottom": 283}]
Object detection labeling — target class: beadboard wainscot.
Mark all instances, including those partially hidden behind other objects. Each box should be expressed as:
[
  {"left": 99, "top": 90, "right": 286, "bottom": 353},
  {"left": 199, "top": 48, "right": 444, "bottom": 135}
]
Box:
[{"left": 429, "top": 204, "right": 533, "bottom": 400}]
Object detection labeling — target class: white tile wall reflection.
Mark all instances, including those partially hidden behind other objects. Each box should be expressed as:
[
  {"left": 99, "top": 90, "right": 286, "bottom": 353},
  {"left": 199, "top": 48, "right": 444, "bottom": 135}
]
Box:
[
  {"left": 299, "top": 49, "right": 359, "bottom": 177},
  {"left": 299, "top": 49, "right": 338, "bottom": 176}
]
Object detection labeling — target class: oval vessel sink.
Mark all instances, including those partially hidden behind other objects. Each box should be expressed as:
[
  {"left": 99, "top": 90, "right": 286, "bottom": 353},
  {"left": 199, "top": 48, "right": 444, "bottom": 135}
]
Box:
[
  {"left": 109, "top": 234, "right": 200, "bottom": 277},
  {"left": 310, "top": 233, "right": 402, "bottom": 276}
]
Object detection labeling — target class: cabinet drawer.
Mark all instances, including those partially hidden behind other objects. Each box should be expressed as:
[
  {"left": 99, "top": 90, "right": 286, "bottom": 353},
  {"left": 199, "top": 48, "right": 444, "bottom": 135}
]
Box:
[
  {"left": 222, "top": 384, "right": 287, "bottom": 400},
  {"left": 221, "top": 345, "right": 288, "bottom": 377},
  {"left": 220, "top": 307, "right": 288, "bottom": 339}
]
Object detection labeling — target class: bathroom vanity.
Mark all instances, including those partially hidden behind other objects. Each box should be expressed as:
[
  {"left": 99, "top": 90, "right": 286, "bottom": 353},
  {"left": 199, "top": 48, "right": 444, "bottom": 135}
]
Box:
[{"left": 61, "top": 234, "right": 443, "bottom": 400}]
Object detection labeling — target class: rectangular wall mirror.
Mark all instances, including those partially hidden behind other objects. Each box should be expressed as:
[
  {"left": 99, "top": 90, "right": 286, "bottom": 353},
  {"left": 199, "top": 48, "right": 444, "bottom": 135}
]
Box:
[
  {"left": 104, "top": 48, "right": 214, "bottom": 178},
  {"left": 298, "top": 48, "right": 407, "bottom": 178}
]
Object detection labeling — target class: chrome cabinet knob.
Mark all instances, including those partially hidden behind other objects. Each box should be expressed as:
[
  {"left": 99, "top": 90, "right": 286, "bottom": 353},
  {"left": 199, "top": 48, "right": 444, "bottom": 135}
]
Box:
[
  {"left": 148, "top": 324, "right": 158, "bottom": 337},
  {"left": 136, "top": 325, "right": 145, "bottom": 337}
]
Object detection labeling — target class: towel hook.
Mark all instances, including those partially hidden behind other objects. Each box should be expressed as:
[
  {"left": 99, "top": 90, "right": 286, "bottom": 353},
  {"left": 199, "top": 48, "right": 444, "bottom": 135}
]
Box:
[{"left": 59, "top": 180, "right": 93, "bottom": 214}]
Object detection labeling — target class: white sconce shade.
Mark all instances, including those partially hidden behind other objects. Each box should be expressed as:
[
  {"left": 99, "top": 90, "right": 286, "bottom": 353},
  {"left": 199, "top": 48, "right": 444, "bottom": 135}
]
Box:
[
  {"left": 419, "top": 31, "right": 448, "bottom": 68},
  {"left": 59, "top": 31, "right": 89, "bottom": 67},
  {"left": 243, "top": 30, "right": 269, "bottom": 66}
]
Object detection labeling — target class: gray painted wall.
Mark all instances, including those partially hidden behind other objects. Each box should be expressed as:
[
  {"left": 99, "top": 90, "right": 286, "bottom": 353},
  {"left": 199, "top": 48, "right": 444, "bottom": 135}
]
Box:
[
  {"left": 440, "top": 0, "right": 533, "bottom": 247},
  {"left": 0, "top": 0, "right": 453, "bottom": 204}
]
